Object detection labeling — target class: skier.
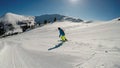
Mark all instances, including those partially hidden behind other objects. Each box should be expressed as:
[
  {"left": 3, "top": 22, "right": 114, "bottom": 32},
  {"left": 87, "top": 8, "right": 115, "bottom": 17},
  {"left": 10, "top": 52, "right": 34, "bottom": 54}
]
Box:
[{"left": 58, "top": 27, "right": 67, "bottom": 42}]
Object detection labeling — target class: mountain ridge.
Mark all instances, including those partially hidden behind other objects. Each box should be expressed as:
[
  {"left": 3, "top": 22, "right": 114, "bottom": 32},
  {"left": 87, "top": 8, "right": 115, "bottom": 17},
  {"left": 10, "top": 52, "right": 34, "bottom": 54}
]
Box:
[{"left": 35, "top": 14, "right": 83, "bottom": 23}]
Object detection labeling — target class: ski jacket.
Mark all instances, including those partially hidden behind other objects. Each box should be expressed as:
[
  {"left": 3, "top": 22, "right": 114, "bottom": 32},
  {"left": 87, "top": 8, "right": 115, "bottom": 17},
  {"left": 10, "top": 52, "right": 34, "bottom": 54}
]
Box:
[{"left": 58, "top": 28, "right": 65, "bottom": 37}]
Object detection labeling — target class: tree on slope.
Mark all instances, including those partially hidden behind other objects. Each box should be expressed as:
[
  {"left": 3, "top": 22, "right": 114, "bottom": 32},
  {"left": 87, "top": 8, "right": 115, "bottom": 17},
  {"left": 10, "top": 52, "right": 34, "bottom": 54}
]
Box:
[
  {"left": 0, "top": 23, "right": 5, "bottom": 36},
  {"left": 54, "top": 17, "right": 57, "bottom": 22}
]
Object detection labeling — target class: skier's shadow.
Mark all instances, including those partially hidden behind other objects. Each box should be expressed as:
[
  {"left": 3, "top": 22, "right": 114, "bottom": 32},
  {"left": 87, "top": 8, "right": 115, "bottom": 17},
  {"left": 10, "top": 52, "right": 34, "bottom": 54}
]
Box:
[{"left": 48, "top": 42, "right": 65, "bottom": 51}]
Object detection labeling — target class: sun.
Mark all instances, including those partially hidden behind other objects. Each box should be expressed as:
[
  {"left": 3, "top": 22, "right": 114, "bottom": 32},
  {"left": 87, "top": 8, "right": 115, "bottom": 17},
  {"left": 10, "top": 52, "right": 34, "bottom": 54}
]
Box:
[
  {"left": 68, "top": 0, "right": 81, "bottom": 5},
  {"left": 66, "top": 0, "right": 84, "bottom": 6},
  {"left": 69, "top": 0, "right": 79, "bottom": 3}
]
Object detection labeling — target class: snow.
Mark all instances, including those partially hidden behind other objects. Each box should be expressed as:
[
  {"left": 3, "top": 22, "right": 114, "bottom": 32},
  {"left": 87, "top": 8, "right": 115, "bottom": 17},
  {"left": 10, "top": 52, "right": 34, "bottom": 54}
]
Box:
[
  {"left": 0, "top": 13, "right": 35, "bottom": 25},
  {"left": 0, "top": 20, "right": 120, "bottom": 68},
  {"left": 0, "top": 13, "right": 35, "bottom": 33},
  {"left": 35, "top": 14, "right": 83, "bottom": 23},
  {"left": 0, "top": 13, "right": 83, "bottom": 35}
]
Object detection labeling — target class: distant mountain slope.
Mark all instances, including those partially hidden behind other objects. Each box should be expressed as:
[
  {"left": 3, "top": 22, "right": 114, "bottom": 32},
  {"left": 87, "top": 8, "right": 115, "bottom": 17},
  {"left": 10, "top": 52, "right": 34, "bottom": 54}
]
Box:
[
  {"left": 112, "top": 17, "right": 120, "bottom": 21},
  {"left": 35, "top": 14, "right": 83, "bottom": 23},
  {"left": 0, "top": 13, "right": 83, "bottom": 36},
  {"left": 0, "top": 13, "right": 35, "bottom": 35},
  {"left": 0, "top": 13, "right": 35, "bottom": 25}
]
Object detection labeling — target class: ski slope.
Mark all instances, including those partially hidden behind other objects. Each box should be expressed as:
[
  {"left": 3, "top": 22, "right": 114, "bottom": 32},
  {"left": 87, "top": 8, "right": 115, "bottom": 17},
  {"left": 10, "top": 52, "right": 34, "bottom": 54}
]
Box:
[{"left": 0, "top": 20, "right": 120, "bottom": 68}]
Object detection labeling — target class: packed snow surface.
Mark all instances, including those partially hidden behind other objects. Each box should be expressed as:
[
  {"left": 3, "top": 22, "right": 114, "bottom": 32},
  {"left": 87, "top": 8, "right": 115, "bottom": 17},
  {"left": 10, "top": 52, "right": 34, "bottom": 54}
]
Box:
[{"left": 0, "top": 20, "right": 120, "bottom": 68}]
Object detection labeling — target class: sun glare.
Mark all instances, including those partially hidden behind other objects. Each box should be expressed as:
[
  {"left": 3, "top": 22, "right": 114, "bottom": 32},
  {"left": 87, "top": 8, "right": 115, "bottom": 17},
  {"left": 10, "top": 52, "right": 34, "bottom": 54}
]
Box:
[
  {"left": 70, "top": 0, "right": 79, "bottom": 3},
  {"left": 71, "top": 0, "right": 78, "bottom": 2},
  {"left": 68, "top": 0, "right": 83, "bottom": 5}
]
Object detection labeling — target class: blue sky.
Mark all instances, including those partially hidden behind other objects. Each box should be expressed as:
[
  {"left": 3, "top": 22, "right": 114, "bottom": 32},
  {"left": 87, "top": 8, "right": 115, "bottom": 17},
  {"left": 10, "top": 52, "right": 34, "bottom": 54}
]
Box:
[{"left": 0, "top": 0, "right": 120, "bottom": 20}]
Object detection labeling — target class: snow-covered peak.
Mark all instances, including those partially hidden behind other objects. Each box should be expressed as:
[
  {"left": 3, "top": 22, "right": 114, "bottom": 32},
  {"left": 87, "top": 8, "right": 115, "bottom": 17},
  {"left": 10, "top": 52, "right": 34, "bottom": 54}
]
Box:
[
  {"left": 110, "top": 17, "right": 120, "bottom": 22},
  {"left": 0, "top": 12, "right": 35, "bottom": 34},
  {"left": 4, "top": 12, "right": 18, "bottom": 16},
  {"left": 35, "top": 14, "right": 83, "bottom": 23},
  {"left": 0, "top": 12, "right": 35, "bottom": 24},
  {"left": 115, "top": 17, "right": 120, "bottom": 21},
  {"left": 1, "top": 12, "right": 23, "bottom": 19}
]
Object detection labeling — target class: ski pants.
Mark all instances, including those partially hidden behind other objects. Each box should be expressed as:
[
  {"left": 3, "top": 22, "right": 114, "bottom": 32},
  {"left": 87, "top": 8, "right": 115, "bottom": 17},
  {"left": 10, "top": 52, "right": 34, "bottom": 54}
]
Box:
[{"left": 60, "top": 36, "right": 67, "bottom": 41}]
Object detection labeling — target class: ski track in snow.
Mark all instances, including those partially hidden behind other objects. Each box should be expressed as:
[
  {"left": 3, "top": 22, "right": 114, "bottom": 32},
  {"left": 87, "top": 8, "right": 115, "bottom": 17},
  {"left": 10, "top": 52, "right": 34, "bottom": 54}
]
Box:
[
  {"left": 0, "top": 21, "right": 120, "bottom": 68},
  {"left": 0, "top": 40, "right": 78, "bottom": 68}
]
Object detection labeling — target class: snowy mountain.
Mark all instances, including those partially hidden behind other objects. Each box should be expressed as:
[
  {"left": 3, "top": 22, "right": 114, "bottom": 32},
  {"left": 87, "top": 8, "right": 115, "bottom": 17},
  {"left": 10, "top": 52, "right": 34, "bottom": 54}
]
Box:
[
  {"left": 0, "top": 19, "right": 120, "bottom": 68},
  {"left": 0, "top": 12, "right": 35, "bottom": 26},
  {"left": 0, "top": 13, "right": 83, "bottom": 36},
  {"left": 35, "top": 14, "right": 83, "bottom": 23},
  {"left": 0, "top": 13, "right": 35, "bottom": 35},
  {"left": 112, "top": 17, "right": 120, "bottom": 21}
]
